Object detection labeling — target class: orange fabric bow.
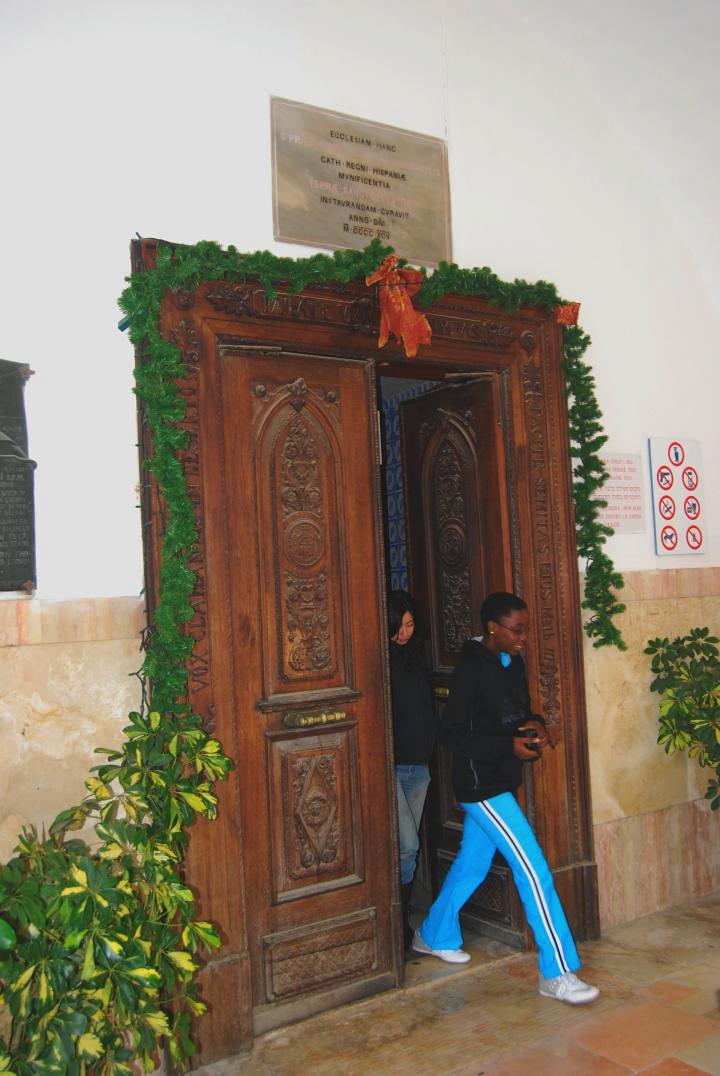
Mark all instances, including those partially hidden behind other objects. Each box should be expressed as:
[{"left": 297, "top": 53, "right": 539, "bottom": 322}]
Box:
[
  {"left": 553, "top": 302, "right": 581, "bottom": 326},
  {"left": 366, "top": 255, "right": 432, "bottom": 359}
]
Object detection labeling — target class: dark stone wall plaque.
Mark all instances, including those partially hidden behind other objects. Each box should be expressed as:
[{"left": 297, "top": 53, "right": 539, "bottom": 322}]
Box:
[{"left": 0, "top": 360, "right": 36, "bottom": 591}]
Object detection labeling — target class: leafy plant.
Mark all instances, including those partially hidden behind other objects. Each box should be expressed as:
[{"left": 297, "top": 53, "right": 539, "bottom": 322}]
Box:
[
  {"left": 0, "top": 709, "right": 232, "bottom": 1073},
  {"left": 646, "top": 627, "right": 720, "bottom": 810},
  {"left": 0, "top": 236, "right": 235, "bottom": 1073}
]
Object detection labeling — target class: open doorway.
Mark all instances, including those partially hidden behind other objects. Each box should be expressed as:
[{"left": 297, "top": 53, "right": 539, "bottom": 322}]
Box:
[
  {"left": 133, "top": 241, "right": 598, "bottom": 1063},
  {"left": 378, "top": 366, "right": 529, "bottom": 953}
]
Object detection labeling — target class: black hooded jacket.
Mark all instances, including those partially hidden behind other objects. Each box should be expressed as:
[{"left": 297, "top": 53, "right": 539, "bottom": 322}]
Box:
[
  {"left": 390, "top": 641, "right": 438, "bottom": 765},
  {"left": 440, "top": 638, "right": 543, "bottom": 802}
]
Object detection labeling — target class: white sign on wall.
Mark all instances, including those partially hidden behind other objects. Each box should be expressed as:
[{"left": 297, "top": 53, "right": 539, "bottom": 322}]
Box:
[
  {"left": 596, "top": 453, "right": 646, "bottom": 534},
  {"left": 648, "top": 438, "right": 705, "bottom": 556}
]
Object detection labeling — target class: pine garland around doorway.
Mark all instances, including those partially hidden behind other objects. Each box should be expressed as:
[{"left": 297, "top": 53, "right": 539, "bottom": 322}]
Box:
[
  {"left": 124, "top": 237, "right": 624, "bottom": 649},
  {"left": 0, "top": 238, "right": 626, "bottom": 1076}
]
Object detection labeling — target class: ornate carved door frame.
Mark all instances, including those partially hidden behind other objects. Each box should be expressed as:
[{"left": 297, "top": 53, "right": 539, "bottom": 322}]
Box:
[{"left": 133, "top": 241, "right": 598, "bottom": 1064}]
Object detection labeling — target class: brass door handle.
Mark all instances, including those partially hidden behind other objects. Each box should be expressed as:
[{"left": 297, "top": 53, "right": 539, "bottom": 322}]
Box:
[{"left": 282, "top": 709, "right": 347, "bottom": 729}]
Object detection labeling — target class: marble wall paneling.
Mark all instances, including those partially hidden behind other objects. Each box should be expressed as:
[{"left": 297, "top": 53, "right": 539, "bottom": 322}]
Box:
[{"left": 0, "top": 597, "right": 143, "bottom": 861}]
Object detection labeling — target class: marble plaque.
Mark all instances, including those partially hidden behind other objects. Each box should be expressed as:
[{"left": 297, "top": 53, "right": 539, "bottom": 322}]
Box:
[
  {"left": 271, "top": 97, "right": 451, "bottom": 268},
  {"left": 0, "top": 451, "right": 36, "bottom": 591},
  {"left": 0, "top": 361, "right": 36, "bottom": 591}
]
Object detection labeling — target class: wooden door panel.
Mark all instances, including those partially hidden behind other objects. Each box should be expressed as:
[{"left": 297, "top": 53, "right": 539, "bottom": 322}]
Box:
[
  {"left": 254, "top": 376, "right": 352, "bottom": 700},
  {"left": 213, "top": 346, "right": 395, "bottom": 1034},
  {"left": 402, "top": 377, "right": 524, "bottom": 944},
  {"left": 403, "top": 379, "right": 512, "bottom": 671},
  {"left": 262, "top": 907, "right": 379, "bottom": 1004},
  {"left": 267, "top": 725, "right": 364, "bottom": 902}
]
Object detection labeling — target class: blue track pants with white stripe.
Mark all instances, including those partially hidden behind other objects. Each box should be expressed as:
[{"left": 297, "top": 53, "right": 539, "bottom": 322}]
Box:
[{"left": 419, "top": 792, "right": 580, "bottom": 979}]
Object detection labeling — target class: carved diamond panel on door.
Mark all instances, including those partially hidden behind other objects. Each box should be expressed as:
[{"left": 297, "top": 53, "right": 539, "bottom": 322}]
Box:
[{"left": 267, "top": 724, "right": 363, "bottom": 902}]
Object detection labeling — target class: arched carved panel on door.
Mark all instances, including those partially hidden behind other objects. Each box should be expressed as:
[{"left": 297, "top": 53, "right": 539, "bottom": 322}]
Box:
[
  {"left": 421, "top": 411, "right": 485, "bottom": 669},
  {"left": 254, "top": 377, "right": 353, "bottom": 703}
]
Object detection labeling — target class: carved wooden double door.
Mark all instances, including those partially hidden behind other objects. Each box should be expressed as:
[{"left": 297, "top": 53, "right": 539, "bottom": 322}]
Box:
[{"left": 134, "top": 240, "right": 599, "bottom": 1066}]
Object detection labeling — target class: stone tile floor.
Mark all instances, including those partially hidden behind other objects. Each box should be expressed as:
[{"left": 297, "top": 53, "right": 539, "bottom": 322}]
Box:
[{"left": 191, "top": 892, "right": 720, "bottom": 1075}]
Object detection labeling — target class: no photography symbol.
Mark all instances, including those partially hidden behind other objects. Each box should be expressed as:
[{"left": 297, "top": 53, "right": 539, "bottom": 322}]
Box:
[{"left": 656, "top": 466, "right": 673, "bottom": 490}]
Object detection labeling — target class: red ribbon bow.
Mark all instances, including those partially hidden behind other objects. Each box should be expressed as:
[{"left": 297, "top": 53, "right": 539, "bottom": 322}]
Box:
[
  {"left": 553, "top": 302, "right": 581, "bottom": 326},
  {"left": 366, "top": 255, "right": 432, "bottom": 359}
]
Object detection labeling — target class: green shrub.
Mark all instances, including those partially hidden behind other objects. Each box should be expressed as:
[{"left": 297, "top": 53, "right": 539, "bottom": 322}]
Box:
[
  {"left": 646, "top": 627, "right": 720, "bottom": 810},
  {"left": 0, "top": 708, "right": 231, "bottom": 1073}
]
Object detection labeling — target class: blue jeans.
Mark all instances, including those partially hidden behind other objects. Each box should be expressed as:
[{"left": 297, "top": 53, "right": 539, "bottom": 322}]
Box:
[
  {"left": 396, "top": 764, "right": 431, "bottom": 885},
  {"left": 418, "top": 792, "right": 580, "bottom": 978}
]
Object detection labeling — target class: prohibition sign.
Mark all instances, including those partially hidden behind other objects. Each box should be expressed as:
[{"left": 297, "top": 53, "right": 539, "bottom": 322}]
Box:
[
  {"left": 658, "top": 495, "right": 675, "bottom": 520},
  {"left": 656, "top": 465, "right": 674, "bottom": 490},
  {"left": 686, "top": 525, "right": 703, "bottom": 550},
  {"left": 660, "top": 525, "right": 678, "bottom": 551},
  {"left": 682, "top": 466, "right": 698, "bottom": 491},
  {"left": 684, "top": 495, "right": 701, "bottom": 520},
  {"left": 668, "top": 441, "right": 685, "bottom": 466}
]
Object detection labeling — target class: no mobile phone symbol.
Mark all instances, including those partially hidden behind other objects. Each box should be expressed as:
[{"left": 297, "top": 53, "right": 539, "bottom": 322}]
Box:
[{"left": 682, "top": 466, "right": 698, "bottom": 491}]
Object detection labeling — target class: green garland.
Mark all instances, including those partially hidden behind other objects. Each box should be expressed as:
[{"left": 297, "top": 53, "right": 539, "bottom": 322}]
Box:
[
  {"left": 126, "top": 238, "right": 623, "bottom": 646},
  {"left": 0, "top": 237, "right": 625, "bottom": 1076},
  {"left": 416, "top": 255, "right": 626, "bottom": 648}
]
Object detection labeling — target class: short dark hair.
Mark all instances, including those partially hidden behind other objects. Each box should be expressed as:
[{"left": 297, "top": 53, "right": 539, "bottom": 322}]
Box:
[
  {"left": 388, "top": 589, "right": 419, "bottom": 640},
  {"left": 480, "top": 592, "right": 527, "bottom": 631}
]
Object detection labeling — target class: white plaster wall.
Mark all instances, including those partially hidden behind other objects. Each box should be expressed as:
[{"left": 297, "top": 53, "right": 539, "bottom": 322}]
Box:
[{"left": 0, "top": 0, "right": 718, "bottom": 599}]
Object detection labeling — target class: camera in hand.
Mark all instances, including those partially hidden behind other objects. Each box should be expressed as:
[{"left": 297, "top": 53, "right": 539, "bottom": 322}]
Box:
[{"left": 517, "top": 726, "right": 541, "bottom": 754}]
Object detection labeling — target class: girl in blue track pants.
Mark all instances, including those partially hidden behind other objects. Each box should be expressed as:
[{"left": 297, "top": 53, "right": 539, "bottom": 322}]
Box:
[{"left": 412, "top": 592, "right": 599, "bottom": 1005}]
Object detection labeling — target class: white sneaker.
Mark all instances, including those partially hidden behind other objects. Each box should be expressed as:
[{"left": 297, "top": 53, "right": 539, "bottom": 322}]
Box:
[
  {"left": 411, "top": 930, "right": 471, "bottom": 964},
  {"left": 539, "top": 971, "right": 600, "bottom": 1005}
]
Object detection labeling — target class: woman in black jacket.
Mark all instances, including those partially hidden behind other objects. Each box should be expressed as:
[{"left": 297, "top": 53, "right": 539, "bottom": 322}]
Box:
[
  {"left": 412, "top": 592, "right": 599, "bottom": 1005},
  {"left": 389, "top": 591, "right": 438, "bottom": 949}
]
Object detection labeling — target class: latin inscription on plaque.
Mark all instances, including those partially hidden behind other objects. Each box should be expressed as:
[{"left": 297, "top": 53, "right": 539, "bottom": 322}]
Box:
[
  {"left": 271, "top": 97, "right": 451, "bottom": 268},
  {"left": 0, "top": 457, "right": 36, "bottom": 590}
]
